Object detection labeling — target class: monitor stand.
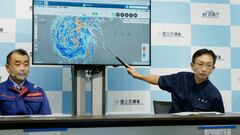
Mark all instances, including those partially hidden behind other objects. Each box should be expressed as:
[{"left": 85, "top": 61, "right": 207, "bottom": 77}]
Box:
[{"left": 71, "top": 65, "right": 105, "bottom": 116}]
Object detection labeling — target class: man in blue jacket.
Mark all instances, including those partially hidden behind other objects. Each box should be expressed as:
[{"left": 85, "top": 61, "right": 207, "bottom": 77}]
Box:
[
  {"left": 0, "top": 49, "right": 51, "bottom": 115},
  {"left": 127, "top": 48, "right": 225, "bottom": 113}
]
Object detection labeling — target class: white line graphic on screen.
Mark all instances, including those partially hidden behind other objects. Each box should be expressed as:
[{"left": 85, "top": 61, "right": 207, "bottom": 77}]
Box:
[{"left": 91, "top": 33, "right": 128, "bottom": 68}]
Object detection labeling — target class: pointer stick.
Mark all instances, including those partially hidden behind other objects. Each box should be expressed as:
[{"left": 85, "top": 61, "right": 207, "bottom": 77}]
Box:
[
  {"left": 91, "top": 32, "right": 128, "bottom": 68},
  {"left": 101, "top": 44, "right": 128, "bottom": 68}
]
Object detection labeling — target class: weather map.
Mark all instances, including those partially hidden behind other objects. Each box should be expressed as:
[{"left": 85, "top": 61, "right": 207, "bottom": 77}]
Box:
[{"left": 49, "top": 16, "right": 103, "bottom": 64}]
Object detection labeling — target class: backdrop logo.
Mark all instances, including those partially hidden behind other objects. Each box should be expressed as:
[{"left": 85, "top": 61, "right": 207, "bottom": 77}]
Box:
[
  {"left": 159, "top": 31, "right": 184, "bottom": 38},
  {"left": 216, "top": 54, "right": 224, "bottom": 61},
  {"left": 202, "top": 10, "right": 220, "bottom": 18},
  {"left": 0, "top": 27, "right": 4, "bottom": 33},
  {"left": 114, "top": 98, "right": 143, "bottom": 106},
  {"left": 0, "top": 27, "right": 7, "bottom": 34}
]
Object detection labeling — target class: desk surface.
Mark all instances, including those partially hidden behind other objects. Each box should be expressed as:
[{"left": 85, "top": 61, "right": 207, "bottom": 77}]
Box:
[{"left": 1, "top": 113, "right": 240, "bottom": 129}]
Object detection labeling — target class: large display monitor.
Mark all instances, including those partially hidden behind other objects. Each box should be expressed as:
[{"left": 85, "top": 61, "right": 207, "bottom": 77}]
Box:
[{"left": 33, "top": 0, "right": 151, "bottom": 66}]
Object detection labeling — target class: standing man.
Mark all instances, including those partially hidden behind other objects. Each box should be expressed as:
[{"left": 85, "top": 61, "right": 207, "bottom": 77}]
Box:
[
  {"left": 127, "top": 48, "right": 224, "bottom": 113},
  {"left": 0, "top": 49, "right": 51, "bottom": 115}
]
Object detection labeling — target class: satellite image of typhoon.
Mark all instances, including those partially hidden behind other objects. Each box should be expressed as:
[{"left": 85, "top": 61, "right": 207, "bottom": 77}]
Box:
[{"left": 50, "top": 16, "right": 103, "bottom": 64}]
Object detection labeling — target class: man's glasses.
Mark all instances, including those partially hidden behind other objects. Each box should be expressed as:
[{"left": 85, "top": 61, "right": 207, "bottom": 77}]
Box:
[{"left": 194, "top": 63, "right": 213, "bottom": 69}]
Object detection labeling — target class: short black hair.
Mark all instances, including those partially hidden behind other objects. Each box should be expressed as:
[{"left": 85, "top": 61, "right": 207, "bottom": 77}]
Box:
[
  {"left": 6, "top": 49, "right": 30, "bottom": 65},
  {"left": 192, "top": 48, "right": 216, "bottom": 65}
]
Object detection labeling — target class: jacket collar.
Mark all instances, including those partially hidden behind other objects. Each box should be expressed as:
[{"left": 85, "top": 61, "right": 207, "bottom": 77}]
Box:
[{"left": 6, "top": 78, "right": 29, "bottom": 97}]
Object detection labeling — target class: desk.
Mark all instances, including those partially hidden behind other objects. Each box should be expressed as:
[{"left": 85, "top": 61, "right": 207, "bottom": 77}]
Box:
[{"left": 0, "top": 113, "right": 240, "bottom": 135}]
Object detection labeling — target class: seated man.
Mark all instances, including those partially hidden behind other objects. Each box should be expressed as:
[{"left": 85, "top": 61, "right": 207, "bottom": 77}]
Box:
[
  {"left": 127, "top": 48, "right": 225, "bottom": 113},
  {"left": 0, "top": 49, "right": 51, "bottom": 115}
]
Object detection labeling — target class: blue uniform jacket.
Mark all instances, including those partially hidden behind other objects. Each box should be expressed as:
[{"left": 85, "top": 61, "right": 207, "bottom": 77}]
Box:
[
  {"left": 159, "top": 72, "right": 225, "bottom": 113},
  {"left": 0, "top": 78, "right": 51, "bottom": 115}
]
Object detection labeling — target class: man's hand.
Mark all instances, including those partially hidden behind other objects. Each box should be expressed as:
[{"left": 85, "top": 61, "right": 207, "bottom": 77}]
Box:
[
  {"left": 125, "top": 64, "right": 159, "bottom": 85},
  {"left": 126, "top": 65, "right": 142, "bottom": 79}
]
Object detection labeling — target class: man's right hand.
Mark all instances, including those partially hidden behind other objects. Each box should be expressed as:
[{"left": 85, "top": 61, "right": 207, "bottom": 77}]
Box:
[
  {"left": 126, "top": 65, "right": 142, "bottom": 79},
  {"left": 126, "top": 64, "right": 160, "bottom": 85}
]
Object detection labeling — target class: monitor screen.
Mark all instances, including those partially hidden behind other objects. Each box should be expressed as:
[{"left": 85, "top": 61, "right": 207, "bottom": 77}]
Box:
[{"left": 33, "top": 0, "right": 151, "bottom": 66}]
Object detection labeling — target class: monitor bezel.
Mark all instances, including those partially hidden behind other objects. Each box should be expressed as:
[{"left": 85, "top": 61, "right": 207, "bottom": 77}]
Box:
[{"left": 32, "top": 0, "right": 151, "bottom": 67}]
